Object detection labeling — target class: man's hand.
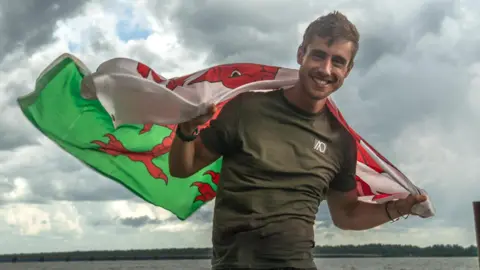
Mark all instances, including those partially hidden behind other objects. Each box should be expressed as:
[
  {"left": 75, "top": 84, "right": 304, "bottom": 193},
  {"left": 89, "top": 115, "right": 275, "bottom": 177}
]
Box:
[
  {"left": 391, "top": 194, "right": 428, "bottom": 216},
  {"left": 328, "top": 189, "right": 429, "bottom": 230},
  {"left": 179, "top": 104, "right": 217, "bottom": 133},
  {"left": 169, "top": 104, "right": 220, "bottom": 178}
]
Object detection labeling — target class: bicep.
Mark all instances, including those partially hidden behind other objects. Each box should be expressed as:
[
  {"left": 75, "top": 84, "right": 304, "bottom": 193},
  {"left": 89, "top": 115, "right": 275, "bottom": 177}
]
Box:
[
  {"left": 329, "top": 136, "right": 357, "bottom": 192},
  {"left": 169, "top": 96, "right": 243, "bottom": 178},
  {"left": 327, "top": 135, "right": 358, "bottom": 220},
  {"left": 327, "top": 188, "right": 357, "bottom": 213},
  {"left": 198, "top": 95, "right": 244, "bottom": 156},
  {"left": 191, "top": 137, "right": 221, "bottom": 171},
  {"left": 326, "top": 188, "right": 358, "bottom": 228}
]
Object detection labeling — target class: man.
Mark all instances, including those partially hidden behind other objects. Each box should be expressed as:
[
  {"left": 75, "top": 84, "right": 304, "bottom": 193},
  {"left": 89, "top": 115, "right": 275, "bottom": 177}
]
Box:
[{"left": 169, "top": 11, "right": 427, "bottom": 270}]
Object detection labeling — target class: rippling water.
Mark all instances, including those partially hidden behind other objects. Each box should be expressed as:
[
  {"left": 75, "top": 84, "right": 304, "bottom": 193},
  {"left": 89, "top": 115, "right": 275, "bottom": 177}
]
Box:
[{"left": 1, "top": 257, "right": 478, "bottom": 270}]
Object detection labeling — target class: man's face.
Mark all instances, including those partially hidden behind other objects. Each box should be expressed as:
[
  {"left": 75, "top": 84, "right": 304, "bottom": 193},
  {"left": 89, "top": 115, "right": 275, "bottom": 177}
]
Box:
[{"left": 297, "top": 36, "right": 354, "bottom": 100}]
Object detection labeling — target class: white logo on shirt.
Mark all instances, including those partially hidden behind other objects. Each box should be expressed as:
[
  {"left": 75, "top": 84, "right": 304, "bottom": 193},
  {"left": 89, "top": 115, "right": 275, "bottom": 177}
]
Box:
[{"left": 313, "top": 139, "right": 327, "bottom": 153}]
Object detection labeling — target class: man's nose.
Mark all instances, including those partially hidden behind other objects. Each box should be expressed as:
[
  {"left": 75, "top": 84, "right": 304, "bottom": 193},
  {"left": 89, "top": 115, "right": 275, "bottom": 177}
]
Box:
[{"left": 317, "top": 59, "right": 332, "bottom": 75}]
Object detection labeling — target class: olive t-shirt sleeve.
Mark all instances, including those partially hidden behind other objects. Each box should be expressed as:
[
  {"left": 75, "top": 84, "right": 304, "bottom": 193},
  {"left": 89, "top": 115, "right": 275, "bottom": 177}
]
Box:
[
  {"left": 329, "top": 135, "right": 357, "bottom": 192},
  {"left": 199, "top": 95, "right": 243, "bottom": 156}
]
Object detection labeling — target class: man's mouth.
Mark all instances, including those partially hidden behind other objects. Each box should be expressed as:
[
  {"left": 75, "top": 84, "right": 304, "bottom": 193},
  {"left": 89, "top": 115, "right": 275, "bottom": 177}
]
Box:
[{"left": 312, "top": 76, "right": 334, "bottom": 86}]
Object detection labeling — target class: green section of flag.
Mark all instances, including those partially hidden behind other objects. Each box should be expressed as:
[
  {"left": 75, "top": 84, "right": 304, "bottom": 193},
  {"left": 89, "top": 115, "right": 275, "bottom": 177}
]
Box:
[{"left": 17, "top": 55, "right": 222, "bottom": 220}]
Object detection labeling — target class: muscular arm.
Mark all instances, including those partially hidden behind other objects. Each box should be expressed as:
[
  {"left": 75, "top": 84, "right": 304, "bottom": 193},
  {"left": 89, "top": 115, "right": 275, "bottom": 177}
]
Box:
[
  {"left": 168, "top": 126, "right": 220, "bottom": 178},
  {"left": 326, "top": 135, "right": 401, "bottom": 230},
  {"left": 168, "top": 95, "right": 243, "bottom": 178},
  {"left": 327, "top": 189, "right": 402, "bottom": 230}
]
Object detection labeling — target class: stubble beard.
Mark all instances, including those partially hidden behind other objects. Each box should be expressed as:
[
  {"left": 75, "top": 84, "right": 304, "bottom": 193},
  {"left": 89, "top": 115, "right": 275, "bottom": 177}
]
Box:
[{"left": 302, "top": 77, "right": 332, "bottom": 101}]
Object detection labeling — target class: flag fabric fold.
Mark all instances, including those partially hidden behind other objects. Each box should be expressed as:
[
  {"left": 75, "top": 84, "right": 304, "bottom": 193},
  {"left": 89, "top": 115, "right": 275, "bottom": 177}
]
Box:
[{"left": 17, "top": 53, "right": 435, "bottom": 220}]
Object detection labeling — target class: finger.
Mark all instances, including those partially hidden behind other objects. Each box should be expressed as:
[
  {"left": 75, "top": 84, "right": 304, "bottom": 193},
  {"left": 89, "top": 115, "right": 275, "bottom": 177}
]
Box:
[
  {"left": 204, "top": 107, "right": 217, "bottom": 120},
  {"left": 408, "top": 194, "right": 427, "bottom": 205},
  {"left": 416, "top": 194, "right": 427, "bottom": 202},
  {"left": 208, "top": 104, "right": 217, "bottom": 114},
  {"left": 197, "top": 105, "right": 215, "bottom": 118},
  {"left": 194, "top": 106, "right": 215, "bottom": 120}
]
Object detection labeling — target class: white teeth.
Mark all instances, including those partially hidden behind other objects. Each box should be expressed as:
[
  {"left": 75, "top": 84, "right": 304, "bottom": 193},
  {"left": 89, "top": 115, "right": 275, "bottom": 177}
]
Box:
[{"left": 315, "top": 79, "right": 328, "bottom": 86}]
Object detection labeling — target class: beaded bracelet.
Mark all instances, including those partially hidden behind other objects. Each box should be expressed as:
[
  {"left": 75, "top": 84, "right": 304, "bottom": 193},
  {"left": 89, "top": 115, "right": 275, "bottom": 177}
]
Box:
[{"left": 385, "top": 201, "right": 400, "bottom": 222}]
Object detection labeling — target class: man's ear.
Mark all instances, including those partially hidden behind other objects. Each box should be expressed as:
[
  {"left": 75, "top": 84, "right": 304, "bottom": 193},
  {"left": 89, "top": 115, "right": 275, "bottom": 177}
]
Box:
[{"left": 297, "top": 45, "right": 304, "bottom": 65}]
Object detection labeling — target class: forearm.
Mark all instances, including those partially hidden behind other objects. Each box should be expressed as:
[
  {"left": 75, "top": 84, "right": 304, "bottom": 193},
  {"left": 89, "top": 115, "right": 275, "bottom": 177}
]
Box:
[
  {"left": 168, "top": 125, "right": 197, "bottom": 178},
  {"left": 338, "top": 201, "right": 402, "bottom": 230}
]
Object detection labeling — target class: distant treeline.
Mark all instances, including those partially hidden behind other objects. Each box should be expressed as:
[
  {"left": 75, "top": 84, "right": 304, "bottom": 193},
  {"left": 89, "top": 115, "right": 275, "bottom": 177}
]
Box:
[{"left": 0, "top": 244, "right": 477, "bottom": 263}]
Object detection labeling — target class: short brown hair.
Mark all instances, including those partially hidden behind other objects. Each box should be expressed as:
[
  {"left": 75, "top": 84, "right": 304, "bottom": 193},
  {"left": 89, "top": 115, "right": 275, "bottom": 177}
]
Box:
[{"left": 301, "top": 11, "right": 360, "bottom": 66}]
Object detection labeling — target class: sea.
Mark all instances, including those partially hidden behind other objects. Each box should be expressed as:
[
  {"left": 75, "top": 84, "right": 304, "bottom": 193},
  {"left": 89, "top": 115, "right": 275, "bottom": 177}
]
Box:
[{"left": 0, "top": 257, "right": 478, "bottom": 270}]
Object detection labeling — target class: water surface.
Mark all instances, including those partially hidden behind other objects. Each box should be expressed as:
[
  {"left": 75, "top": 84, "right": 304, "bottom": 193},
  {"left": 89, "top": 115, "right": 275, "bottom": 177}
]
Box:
[{"left": 1, "top": 257, "right": 477, "bottom": 270}]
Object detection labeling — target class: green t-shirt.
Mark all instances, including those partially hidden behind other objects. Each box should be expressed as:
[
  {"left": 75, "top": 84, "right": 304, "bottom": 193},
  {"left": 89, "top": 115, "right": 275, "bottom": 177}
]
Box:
[{"left": 199, "top": 89, "right": 357, "bottom": 269}]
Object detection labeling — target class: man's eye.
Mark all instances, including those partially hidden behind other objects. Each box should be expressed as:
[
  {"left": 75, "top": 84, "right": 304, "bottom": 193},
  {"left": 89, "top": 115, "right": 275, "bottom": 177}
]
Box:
[{"left": 333, "top": 58, "right": 346, "bottom": 66}]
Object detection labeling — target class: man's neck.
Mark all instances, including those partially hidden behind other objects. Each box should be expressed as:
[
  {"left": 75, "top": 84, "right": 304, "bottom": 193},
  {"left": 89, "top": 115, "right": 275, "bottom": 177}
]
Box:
[{"left": 283, "top": 84, "right": 327, "bottom": 115}]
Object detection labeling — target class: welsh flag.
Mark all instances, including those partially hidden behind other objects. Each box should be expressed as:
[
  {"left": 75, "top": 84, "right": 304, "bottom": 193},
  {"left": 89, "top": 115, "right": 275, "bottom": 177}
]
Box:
[{"left": 17, "top": 53, "right": 435, "bottom": 220}]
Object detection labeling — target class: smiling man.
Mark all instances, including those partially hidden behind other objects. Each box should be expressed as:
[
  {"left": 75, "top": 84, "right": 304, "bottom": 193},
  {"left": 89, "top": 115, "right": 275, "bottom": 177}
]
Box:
[{"left": 169, "top": 11, "right": 427, "bottom": 270}]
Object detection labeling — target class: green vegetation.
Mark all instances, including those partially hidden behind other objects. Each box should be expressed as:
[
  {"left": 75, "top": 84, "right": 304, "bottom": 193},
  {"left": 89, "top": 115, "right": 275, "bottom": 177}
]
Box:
[
  {"left": 0, "top": 244, "right": 476, "bottom": 263},
  {"left": 315, "top": 244, "right": 477, "bottom": 257}
]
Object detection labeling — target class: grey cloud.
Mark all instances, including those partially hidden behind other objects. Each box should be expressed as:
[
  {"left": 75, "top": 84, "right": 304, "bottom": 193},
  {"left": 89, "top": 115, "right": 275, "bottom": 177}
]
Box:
[
  {"left": 152, "top": 0, "right": 328, "bottom": 66},
  {"left": 354, "top": 0, "right": 458, "bottom": 71},
  {"left": 90, "top": 219, "right": 113, "bottom": 227},
  {"left": 324, "top": 233, "right": 335, "bottom": 240},
  {"left": 316, "top": 204, "right": 333, "bottom": 222},
  {"left": 411, "top": 177, "right": 478, "bottom": 229},
  {"left": 88, "top": 27, "right": 116, "bottom": 53},
  {"left": 415, "top": 1, "right": 456, "bottom": 35},
  {"left": 151, "top": 0, "right": 459, "bottom": 70},
  {"left": 118, "top": 43, "right": 181, "bottom": 75},
  {"left": 347, "top": 57, "right": 472, "bottom": 145},
  {"left": 0, "top": 0, "right": 90, "bottom": 63},
  {"left": 2, "top": 82, "right": 22, "bottom": 107},
  {"left": 0, "top": 116, "right": 40, "bottom": 150},
  {"left": 89, "top": 213, "right": 178, "bottom": 228},
  {"left": 52, "top": 182, "right": 137, "bottom": 202},
  {"left": 188, "top": 205, "right": 214, "bottom": 224},
  {"left": 0, "top": 0, "right": 94, "bottom": 150},
  {"left": 48, "top": 165, "right": 138, "bottom": 202},
  {"left": 0, "top": 83, "right": 42, "bottom": 149},
  {"left": 0, "top": 180, "right": 14, "bottom": 194},
  {"left": 0, "top": 161, "right": 137, "bottom": 205},
  {"left": 119, "top": 215, "right": 173, "bottom": 228}
]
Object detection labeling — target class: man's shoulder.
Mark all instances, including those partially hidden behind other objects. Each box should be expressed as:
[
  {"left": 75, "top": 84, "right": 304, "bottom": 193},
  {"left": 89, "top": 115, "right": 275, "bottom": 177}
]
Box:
[
  {"left": 224, "top": 90, "right": 280, "bottom": 111},
  {"left": 232, "top": 90, "right": 279, "bottom": 101},
  {"left": 333, "top": 120, "right": 357, "bottom": 161},
  {"left": 323, "top": 109, "right": 356, "bottom": 152}
]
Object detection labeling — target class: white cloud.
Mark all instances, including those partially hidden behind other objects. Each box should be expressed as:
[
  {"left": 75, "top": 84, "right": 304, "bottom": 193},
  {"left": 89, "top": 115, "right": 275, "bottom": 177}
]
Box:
[{"left": 3, "top": 202, "right": 82, "bottom": 236}]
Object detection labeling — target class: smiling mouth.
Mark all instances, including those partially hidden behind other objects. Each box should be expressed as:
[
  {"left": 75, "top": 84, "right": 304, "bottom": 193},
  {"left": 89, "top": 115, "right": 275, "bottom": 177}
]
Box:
[{"left": 311, "top": 76, "right": 334, "bottom": 87}]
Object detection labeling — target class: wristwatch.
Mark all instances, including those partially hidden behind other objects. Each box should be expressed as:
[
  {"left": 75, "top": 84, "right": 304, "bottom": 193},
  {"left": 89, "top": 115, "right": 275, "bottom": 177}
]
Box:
[{"left": 176, "top": 125, "right": 199, "bottom": 142}]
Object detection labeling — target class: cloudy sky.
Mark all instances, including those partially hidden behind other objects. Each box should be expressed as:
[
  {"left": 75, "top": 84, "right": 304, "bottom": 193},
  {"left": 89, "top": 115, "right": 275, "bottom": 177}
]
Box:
[{"left": 1, "top": 0, "right": 479, "bottom": 254}]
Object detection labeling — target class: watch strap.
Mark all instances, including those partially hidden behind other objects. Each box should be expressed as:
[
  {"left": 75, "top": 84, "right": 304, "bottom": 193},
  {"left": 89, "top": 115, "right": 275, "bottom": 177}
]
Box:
[{"left": 176, "top": 125, "right": 198, "bottom": 142}]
